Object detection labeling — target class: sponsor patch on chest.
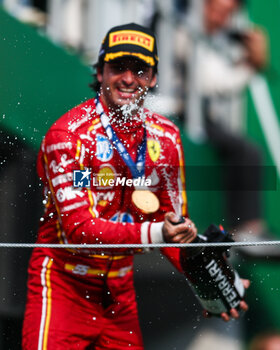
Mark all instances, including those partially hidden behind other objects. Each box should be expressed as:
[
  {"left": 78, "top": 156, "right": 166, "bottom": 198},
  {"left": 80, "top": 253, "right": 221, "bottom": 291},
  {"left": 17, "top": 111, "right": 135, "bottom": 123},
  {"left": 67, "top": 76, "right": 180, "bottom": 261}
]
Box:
[
  {"left": 147, "top": 139, "right": 160, "bottom": 162},
  {"left": 96, "top": 134, "right": 113, "bottom": 162}
]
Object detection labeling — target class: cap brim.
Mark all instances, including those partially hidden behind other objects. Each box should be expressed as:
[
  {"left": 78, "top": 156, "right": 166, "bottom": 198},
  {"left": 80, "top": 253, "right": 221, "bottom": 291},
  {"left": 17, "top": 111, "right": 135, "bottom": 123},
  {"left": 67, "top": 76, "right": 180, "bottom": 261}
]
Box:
[{"left": 104, "top": 51, "right": 156, "bottom": 67}]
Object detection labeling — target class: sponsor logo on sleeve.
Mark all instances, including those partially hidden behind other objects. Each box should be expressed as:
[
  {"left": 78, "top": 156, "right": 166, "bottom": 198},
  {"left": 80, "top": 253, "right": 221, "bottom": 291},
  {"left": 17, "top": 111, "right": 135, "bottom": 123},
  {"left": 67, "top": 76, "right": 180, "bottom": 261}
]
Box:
[
  {"left": 56, "top": 186, "right": 85, "bottom": 203},
  {"left": 49, "top": 154, "right": 75, "bottom": 174},
  {"left": 52, "top": 172, "right": 73, "bottom": 187},
  {"left": 68, "top": 116, "right": 89, "bottom": 132},
  {"left": 61, "top": 200, "right": 88, "bottom": 213},
  {"left": 46, "top": 142, "right": 72, "bottom": 154}
]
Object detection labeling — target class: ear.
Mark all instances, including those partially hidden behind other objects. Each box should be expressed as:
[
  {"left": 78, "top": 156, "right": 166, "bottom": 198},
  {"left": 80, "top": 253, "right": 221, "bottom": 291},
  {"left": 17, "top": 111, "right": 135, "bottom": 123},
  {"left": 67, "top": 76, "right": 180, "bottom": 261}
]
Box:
[
  {"left": 150, "top": 74, "right": 157, "bottom": 89},
  {"left": 97, "top": 66, "right": 103, "bottom": 84}
]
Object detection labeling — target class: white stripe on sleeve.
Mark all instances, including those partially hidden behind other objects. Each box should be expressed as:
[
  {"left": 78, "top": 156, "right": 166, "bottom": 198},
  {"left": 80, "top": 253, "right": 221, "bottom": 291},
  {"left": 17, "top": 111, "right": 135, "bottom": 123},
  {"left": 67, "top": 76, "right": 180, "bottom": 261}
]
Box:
[
  {"left": 150, "top": 222, "right": 164, "bottom": 243},
  {"left": 140, "top": 222, "right": 150, "bottom": 244}
]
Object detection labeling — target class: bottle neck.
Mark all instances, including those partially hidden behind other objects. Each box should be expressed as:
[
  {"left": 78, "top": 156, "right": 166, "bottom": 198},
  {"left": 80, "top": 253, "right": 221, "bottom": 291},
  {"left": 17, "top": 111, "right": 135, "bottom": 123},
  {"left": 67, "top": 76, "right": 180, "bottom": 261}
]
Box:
[{"left": 181, "top": 234, "right": 206, "bottom": 259}]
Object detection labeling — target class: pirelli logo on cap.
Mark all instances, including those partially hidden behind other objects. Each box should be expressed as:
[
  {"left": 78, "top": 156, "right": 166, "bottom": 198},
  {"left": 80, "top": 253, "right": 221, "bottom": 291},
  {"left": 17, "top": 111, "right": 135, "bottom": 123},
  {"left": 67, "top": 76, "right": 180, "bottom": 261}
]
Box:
[{"left": 109, "top": 30, "right": 154, "bottom": 52}]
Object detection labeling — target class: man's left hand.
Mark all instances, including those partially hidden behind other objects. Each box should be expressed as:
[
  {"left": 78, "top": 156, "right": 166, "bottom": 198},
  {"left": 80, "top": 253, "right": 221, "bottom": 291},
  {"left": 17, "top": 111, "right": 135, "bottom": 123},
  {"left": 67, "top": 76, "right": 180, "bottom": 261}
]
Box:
[{"left": 203, "top": 279, "right": 250, "bottom": 322}]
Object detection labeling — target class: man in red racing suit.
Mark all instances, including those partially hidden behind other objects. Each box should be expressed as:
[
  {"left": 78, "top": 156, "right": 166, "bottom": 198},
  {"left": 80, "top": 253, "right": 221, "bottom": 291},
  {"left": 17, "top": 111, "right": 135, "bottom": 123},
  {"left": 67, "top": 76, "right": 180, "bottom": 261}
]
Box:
[
  {"left": 22, "top": 93, "right": 188, "bottom": 349},
  {"left": 22, "top": 23, "right": 246, "bottom": 349}
]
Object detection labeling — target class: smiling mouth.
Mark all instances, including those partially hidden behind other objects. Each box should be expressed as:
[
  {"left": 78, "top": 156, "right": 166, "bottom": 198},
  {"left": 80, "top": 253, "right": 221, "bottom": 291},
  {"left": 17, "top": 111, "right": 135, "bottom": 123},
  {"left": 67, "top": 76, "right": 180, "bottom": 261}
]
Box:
[{"left": 118, "top": 88, "right": 137, "bottom": 94}]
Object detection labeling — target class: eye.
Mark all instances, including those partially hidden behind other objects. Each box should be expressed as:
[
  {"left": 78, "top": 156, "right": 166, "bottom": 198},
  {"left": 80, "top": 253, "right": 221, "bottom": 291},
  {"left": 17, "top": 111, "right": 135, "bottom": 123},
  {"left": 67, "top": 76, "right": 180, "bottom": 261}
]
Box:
[
  {"left": 110, "top": 63, "right": 125, "bottom": 73},
  {"left": 136, "top": 66, "right": 149, "bottom": 77}
]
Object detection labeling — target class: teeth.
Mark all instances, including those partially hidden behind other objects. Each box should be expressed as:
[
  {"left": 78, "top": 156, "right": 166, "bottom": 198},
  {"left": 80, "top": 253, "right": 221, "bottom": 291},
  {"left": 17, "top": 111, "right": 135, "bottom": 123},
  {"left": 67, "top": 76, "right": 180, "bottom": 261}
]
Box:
[{"left": 119, "top": 88, "right": 135, "bottom": 93}]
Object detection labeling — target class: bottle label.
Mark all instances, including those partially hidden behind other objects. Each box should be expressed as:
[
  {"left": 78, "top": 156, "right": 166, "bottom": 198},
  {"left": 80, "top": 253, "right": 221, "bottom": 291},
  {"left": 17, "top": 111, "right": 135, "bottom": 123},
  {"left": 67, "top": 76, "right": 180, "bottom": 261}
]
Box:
[{"left": 205, "top": 259, "right": 242, "bottom": 309}]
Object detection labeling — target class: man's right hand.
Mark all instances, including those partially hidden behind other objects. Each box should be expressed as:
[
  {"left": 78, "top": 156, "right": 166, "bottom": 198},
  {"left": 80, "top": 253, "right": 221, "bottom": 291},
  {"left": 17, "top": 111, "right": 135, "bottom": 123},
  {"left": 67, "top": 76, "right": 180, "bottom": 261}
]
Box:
[{"left": 162, "top": 212, "right": 197, "bottom": 244}]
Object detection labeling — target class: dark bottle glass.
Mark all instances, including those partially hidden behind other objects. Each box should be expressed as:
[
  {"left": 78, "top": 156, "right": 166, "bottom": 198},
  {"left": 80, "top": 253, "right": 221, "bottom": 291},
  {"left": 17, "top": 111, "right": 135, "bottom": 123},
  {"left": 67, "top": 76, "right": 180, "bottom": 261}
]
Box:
[{"left": 180, "top": 224, "right": 245, "bottom": 315}]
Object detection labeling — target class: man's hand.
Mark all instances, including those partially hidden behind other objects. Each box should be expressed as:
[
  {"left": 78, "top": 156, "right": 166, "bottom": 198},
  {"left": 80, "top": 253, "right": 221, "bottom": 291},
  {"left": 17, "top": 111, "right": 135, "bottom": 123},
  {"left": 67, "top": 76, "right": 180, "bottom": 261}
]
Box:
[
  {"left": 203, "top": 279, "right": 250, "bottom": 322},
  {"left": 244, "top": 28, "right": 268, "bottom": 70},
  {"left": 162, "top": 212, "right": 197, "bottom": 244}
]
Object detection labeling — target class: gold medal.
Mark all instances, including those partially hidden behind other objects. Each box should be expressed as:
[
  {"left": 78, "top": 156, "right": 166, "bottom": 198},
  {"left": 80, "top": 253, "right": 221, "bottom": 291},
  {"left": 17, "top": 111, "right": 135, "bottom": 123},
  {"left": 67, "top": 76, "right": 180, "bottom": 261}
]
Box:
[{"left": 132, "top": 190, "right": 160, "bottom": 214}]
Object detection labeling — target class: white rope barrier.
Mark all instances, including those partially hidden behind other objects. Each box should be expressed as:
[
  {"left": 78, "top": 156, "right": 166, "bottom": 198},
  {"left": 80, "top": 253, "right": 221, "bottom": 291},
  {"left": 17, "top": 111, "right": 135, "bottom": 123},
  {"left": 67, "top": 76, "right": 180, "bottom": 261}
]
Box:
[{"left": 0, "top": 241, "right": 280, "bottom": 248}]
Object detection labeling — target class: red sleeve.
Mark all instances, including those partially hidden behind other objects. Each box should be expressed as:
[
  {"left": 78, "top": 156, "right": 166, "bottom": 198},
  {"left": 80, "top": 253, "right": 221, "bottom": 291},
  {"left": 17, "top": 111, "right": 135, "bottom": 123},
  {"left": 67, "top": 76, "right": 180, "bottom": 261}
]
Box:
[{"left": 40, "top": 129, "right": 154, "bottom": 246}]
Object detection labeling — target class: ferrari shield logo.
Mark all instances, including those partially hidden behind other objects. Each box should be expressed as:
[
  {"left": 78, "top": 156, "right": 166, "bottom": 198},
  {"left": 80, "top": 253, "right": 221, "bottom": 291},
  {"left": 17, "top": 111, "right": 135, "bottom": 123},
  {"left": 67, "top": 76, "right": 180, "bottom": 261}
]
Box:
[{"left": 147, "top": 139, "right": 160, "bottom": 162}]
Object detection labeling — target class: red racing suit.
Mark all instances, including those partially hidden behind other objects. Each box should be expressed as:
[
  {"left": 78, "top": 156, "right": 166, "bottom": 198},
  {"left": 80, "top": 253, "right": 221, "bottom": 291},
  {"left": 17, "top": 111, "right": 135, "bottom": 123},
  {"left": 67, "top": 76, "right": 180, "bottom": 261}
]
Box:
[{"left": 22, "top": 98, "right": 188, "bottom": 350}]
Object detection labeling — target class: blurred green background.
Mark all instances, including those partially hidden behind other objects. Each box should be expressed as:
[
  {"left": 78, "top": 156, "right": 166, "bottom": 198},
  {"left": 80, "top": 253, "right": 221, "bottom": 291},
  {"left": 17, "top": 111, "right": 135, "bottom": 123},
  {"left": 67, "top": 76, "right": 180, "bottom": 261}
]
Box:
[{"left": 1, "top": 1, "right": 280, "bottom": 346}]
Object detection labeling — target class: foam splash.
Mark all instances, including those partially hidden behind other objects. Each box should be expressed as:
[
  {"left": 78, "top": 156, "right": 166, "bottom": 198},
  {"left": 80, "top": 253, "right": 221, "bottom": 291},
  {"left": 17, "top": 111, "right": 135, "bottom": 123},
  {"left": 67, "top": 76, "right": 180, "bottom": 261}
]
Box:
[
  {"left": 160, "top": 166, "right": 181, "bottom": 216},
  {"left": 106, "top": 91, "right": 149, "bottom": 127}
]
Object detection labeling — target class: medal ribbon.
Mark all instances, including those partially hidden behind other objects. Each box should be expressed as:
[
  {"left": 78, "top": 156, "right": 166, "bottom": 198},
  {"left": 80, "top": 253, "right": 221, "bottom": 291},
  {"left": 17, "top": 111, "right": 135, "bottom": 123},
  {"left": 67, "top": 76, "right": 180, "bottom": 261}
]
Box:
[{"left": 96, "top": 98, "right": 146, "bottom": 179}]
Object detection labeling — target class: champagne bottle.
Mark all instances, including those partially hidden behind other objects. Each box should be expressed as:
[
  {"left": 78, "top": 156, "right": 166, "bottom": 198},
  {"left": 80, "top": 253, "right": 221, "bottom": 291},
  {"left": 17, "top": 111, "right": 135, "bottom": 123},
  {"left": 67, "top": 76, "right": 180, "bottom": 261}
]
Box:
[{"left": 180, "top": 223, "right": 245, "bottom": 315}]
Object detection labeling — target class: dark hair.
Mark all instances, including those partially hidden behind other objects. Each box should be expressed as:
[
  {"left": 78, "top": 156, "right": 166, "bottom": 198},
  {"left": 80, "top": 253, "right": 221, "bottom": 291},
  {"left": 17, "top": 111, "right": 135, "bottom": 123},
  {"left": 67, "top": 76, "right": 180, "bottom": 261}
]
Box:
[{"left": 89, "top": 62, "right": 103, "bottom": 94}]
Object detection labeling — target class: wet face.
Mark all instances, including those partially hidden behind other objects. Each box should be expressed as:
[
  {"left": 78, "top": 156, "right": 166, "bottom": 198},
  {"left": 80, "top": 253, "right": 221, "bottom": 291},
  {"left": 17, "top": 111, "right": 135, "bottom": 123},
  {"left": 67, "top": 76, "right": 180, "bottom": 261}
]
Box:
[
  {"left": 204, "top": 0, "right": 239, "bottom": 33},
  {"left": 97, "top": 57, "right": 157, "bottom": 114}
]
